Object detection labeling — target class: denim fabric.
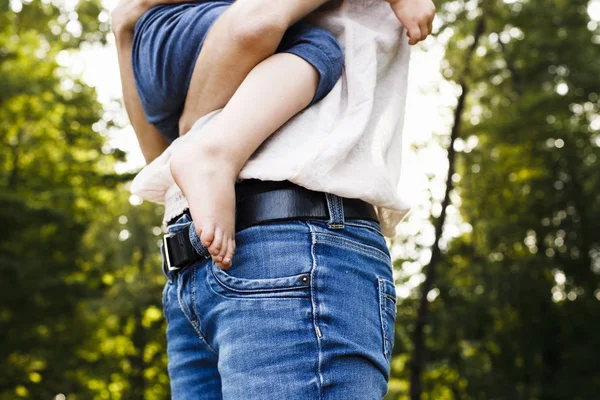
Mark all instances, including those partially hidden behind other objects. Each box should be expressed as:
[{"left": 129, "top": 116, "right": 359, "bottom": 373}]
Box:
[
  {"left": 132, "top": 1, "right": 344, "bottom": 142},
  {"left": 160, "top": 195, "right": 397, "bottom": 399}
]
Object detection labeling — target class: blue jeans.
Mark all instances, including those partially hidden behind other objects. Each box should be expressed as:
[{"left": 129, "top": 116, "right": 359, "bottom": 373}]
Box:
[
  {"left": 133, "top": 1, "right": 344, "bottom": 142},
  {"left": 161, "top": 195, "right": 397, "bottom": 399}
]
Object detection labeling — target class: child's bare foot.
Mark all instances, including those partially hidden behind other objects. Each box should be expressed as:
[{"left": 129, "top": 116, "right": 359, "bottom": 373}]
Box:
[{"left": 169, "top": 141, "right": 237, "bottom": 270}]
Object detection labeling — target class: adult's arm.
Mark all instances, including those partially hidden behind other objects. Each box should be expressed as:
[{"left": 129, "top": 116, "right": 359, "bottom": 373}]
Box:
[{"left": 114, "top": 30, "right": 169, "bottom": 164}]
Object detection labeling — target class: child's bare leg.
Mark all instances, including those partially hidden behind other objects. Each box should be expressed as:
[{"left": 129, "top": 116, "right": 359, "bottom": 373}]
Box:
[{"left": 170, "top": 52, "right": 319, "bottom": 269}]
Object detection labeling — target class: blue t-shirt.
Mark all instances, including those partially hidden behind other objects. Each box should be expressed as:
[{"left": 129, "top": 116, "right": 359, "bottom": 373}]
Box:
[{"left": 132, "top": 1, "right": 344, "bottom": 142}]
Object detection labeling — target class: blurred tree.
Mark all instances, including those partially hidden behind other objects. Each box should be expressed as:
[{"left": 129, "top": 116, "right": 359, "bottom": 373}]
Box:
[
  {"left": 0, "top": 0, "right": 168, "bottom": 399},
  {"left": 3, "top": 0, "right": 600, "bottom": 399},
  {"left": 388, "top": 0, "right": 600, "bottom": 399},
  {"left": 73, "top": 197, "right": 169, "bottom": 400}
]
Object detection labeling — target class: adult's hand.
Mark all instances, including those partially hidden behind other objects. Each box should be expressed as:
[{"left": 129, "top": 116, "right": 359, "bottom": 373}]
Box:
[
  {"left": 111, "top": 0, "right": 189, "bottom": 35},
  {"left": 386, "top": 0, "right": 436, "bottom": 45}
]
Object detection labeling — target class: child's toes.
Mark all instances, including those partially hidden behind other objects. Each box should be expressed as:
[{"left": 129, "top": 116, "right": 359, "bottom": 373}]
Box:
[
  {"left": 216, "top": 236, "right": 229, "bottom": 266},
  {"left": 222, "top": 237, "right": 236, "bottom": 267},
  {"left": 208, "top": 228, "right": 223, "bottom": 258},
  {"left": 200, "top": 223, "right": 215, "bottom": 248}
]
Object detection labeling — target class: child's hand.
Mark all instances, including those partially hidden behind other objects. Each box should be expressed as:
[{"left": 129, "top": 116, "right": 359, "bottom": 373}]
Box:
[{"left": 386, "top": 0, "right": 436, "bottom": 45}]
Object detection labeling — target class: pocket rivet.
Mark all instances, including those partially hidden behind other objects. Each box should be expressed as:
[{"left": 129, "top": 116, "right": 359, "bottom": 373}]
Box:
[{"left": 301, "top": 275, "right": 309, "bottom": 283}]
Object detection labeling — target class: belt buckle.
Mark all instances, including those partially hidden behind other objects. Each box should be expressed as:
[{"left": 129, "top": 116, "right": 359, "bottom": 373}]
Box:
[{"left": 163, "top": 233, "right": 180, "bottom": 271}]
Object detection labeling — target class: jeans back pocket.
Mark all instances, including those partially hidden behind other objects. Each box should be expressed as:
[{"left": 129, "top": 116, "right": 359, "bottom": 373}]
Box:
[
  {"left": 208, "top": 261, "right": 312, "bottom": 299},
  {"left": 206, "top": 221, "right": 314, "bottom": 299}
]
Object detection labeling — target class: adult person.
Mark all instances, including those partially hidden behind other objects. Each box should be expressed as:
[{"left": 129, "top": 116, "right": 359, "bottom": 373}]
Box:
[{"left": 111, "top": 0, "right": 434, "bottom": 398}]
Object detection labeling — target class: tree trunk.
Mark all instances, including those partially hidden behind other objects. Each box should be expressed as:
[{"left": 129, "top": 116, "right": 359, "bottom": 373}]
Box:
[{"left": 409, "top": 17, "right": 486, "bottom": 400}]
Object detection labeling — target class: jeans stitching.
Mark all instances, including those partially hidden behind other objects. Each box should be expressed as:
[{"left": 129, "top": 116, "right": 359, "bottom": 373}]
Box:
[
  {"left": 162, "top": 281, "right": 170, "bottom": 324},
  {"left": 336, "top": 196, "right": 344, "bottom": 226},
  {"left": 211, "top": 269, "right": 311, "bottom": 295},
  {"left": 378, "top": 278, "right": 392, "bottom": 362},
  {"left": 325, "top": 194, "right": 335, "bottom": 227},
  {"left": 378, "top": 277, "right": 397, "bottom": 364},
  {"left": 191, "top": 266, "right": 218, "bottom": 355},
  {"left": 205, "top": 264, "right": 311, "bottom": 301},
  {"left": 308, "top": 223, "right": 324, "bottom": 399},
  {"left": 316, "top": 233, "right": 391, "bottom": 264},
  {"left": 384, "top": 294, "right": 397, "bottom": 305},
  {"left": 344, "top": 221, "right": 385, "bottom": 239},
  {"left": 326, "top": 193, "right": 345, "bottom": 230},
  {"left": 177, "top": 267, "right": 218, "bottom": 355},
  {"left": 311, "top": 219, "right": 385, "bottom": 239},
  {"left": 337, "top": 197, "right": 344, "bottom": 223}
]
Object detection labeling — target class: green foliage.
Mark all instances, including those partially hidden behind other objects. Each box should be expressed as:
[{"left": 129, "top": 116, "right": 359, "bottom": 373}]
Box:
[
  {"left": 0, "top": 1, "right": 167, "bottom": 399},
  {"left": 389, "top": 1, "right": 600, "bottom": 399},
  {"left": 1, "top": 0, "right": 599, "bottom": 399}
]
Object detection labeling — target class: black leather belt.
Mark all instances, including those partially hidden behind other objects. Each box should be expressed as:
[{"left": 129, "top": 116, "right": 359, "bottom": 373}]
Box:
[{"left": 162, "top": 183, "right": 379, "bottom": 271}]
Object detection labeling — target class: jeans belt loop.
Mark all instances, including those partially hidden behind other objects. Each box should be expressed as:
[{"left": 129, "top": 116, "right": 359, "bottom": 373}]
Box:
[{"left": 326, "top": 193, "right": 345, "bottom": 230}]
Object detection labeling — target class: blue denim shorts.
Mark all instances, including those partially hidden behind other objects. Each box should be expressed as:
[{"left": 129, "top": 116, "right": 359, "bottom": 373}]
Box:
[
  {"left": 132, "top": 1, "right": 344, "bottom": 142},
  {"left": 160, "top": 195, "right": 397, "bottom": 399}
]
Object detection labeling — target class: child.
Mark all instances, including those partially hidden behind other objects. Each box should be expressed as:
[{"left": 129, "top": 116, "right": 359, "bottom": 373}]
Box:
[{"left": 132, "top": 1, "right": 345, "bottom": 269}]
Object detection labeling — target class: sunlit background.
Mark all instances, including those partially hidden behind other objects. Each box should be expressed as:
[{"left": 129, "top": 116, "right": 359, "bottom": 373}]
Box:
[{"left": 2, "top": 0, "right": 600, "bottom": 399}]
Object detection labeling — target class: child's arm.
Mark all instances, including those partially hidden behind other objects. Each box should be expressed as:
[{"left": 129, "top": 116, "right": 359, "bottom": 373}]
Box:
[{"left": 178, "top": 0, "right": 335, "bottom": 135}]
